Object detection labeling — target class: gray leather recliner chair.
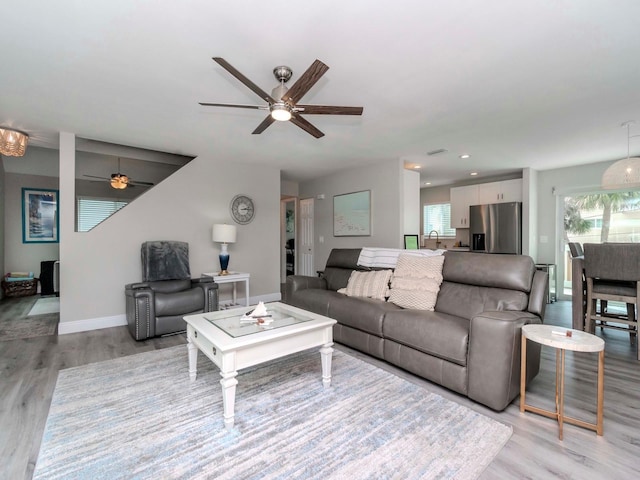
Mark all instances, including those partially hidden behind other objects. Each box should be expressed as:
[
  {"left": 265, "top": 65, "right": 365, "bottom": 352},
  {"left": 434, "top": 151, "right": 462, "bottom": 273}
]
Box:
[{"left": 125, "top": 241, "right": 218, "bottom": 341}]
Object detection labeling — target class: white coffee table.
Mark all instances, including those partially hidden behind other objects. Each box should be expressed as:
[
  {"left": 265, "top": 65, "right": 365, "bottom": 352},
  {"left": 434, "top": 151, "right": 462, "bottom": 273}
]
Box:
[
  {"left": 184, "top": 302, "right": 336, "bottom": 430},
  {"left": 520, "top": 324, "right": 605, "bottom": 440}
]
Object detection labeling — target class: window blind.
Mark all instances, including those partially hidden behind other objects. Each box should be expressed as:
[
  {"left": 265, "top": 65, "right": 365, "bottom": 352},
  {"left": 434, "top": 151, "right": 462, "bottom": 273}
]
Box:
[
  {"left": 423, "top": 203, "right": 456, "bottom": 237},
  {"left": 77, "top": 197, "right": 128, "bottom": 232}
]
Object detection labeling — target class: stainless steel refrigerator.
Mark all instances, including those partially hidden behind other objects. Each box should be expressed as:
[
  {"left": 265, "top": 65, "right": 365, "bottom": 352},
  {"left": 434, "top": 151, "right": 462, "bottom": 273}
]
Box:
[{"left": 469, "top": 202, "right": 522, "bottom": 254}]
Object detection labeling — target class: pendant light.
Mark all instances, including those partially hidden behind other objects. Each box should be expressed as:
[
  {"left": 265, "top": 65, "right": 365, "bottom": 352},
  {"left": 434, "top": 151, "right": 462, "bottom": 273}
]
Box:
[{"left": 602, "top": 121, "right": 640, "bottom": 190}]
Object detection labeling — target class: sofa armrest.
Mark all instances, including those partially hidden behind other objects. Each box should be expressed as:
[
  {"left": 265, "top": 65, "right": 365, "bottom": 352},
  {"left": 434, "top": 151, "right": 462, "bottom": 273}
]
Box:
[
  {"left": 285, "top": 275, "right": 328, "bottom": 299},
  {"left": 468, "top": 310, "right": 542, "bottom": 411},
  {"left": 527, "top": 270, "right": 548, "bottom": 319},
  {"left": 191, "top": 278, "right": 219, "bottom": 312},
  {"left": 125, "top": 284, "right": 156, "bottom": 340}
]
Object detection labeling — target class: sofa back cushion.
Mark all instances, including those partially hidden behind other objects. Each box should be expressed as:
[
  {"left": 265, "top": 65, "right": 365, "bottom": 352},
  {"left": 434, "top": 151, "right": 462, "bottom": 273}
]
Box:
[
  {"left": 442, "top": 251, "right": 535, "bottom": 292},
  {"left": 324, "top": 248, "right": 364, "bottom": 291},
  {"left": 436, "top": 251, "right": 535, "bottom": 319}
]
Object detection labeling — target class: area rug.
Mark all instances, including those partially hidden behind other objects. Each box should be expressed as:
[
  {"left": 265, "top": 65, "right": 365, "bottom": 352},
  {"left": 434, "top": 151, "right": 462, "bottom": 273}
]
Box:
[
  {"left": 33, "top": 346, "right": 512, "bottom": 480},
  {"left": 0, "top": 315, "right": 58, "bottom": 341},
  {"left": 28, "top": 297, "right": 60, "bottom": 316}
]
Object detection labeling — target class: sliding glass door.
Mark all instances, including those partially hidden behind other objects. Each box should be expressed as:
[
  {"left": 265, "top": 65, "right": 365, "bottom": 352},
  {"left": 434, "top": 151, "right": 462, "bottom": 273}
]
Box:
[{"left": 562, "top": 191, "right": 640, "bottom": 296}]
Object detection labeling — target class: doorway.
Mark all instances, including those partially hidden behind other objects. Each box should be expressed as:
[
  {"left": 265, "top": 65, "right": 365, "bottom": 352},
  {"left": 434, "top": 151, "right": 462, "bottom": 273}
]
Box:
[{"left": 281, "top": 198, "right": 297, "bottom": 283}]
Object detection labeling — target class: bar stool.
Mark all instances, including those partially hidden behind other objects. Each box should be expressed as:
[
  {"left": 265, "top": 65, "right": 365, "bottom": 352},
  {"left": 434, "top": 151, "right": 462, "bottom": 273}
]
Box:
[{"left": 584, "top": 243, "right": 640, "bottom": 360}]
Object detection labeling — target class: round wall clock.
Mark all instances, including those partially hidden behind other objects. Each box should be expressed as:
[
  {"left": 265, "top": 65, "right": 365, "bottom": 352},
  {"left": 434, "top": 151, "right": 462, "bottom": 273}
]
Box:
[{"left": 230, "top": 194, "right": 255, "bottom": 224}]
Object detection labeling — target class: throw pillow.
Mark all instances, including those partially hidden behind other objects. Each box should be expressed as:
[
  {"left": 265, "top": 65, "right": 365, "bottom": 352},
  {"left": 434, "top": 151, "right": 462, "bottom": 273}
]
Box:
[
  {"left": 388, "top": 254, "right": 445, "bottom": 310},
  {"left": 338, "top": 269, "right": 393, "bottom": 301}
]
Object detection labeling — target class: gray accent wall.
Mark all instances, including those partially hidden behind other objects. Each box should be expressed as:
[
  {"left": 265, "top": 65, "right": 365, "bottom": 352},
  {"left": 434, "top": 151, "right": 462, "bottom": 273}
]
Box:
[
  {"left": 299, "top": 159, "right": 404, "bottom": 272},
  {"left": 57, "top": 133, "right": 281, "bottom": 329}
]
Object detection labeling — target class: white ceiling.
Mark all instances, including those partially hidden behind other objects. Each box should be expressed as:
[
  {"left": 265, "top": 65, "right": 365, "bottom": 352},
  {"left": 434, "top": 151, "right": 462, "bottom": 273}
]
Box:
[{"left": 1, "top": 1, "right": 640, "bottom": 187}]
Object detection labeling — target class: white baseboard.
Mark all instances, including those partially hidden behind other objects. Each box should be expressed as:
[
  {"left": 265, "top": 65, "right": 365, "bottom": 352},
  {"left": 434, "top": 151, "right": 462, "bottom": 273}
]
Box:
[
  {"left": 251, "top": 292, "right": 282, "bottom": 304},
  {"left": 58, "top": 314, "right": 127, "bottom": 335},
  {"left": 57, "top": 292, "right": 283, "bottom": 335}
]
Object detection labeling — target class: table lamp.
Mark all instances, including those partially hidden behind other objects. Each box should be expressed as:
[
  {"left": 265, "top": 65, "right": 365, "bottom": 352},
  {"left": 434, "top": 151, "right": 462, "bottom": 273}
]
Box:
[{"left": 212, "top": 224, "right": 237, "bottom": 275}]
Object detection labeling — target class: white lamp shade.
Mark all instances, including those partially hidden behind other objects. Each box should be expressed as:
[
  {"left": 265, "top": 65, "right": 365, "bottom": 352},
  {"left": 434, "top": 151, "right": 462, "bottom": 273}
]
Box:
[{"left": 212, "top": 224, "right": 237, "bottom": 243}]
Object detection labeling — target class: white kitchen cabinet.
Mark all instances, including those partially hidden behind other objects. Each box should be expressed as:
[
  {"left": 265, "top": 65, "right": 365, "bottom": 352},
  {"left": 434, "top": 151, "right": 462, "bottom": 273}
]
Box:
[
  {"left": 450, "top": 185, "right": 478, "bottom": 228},
  {"left": 478, "top": 178, "right": 522, "bottom": 204}
]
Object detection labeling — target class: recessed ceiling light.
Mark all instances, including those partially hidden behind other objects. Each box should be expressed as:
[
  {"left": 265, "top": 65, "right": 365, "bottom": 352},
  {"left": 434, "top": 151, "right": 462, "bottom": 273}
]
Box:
[
  {"left": 460, "top": 154, "right": 471, "bottom": 159},
  {"left": 470, "top": 172, "right": 478, "bottom": 176},
  {"left": 424, "top": 182, "right": 431, "bottom": 185}
]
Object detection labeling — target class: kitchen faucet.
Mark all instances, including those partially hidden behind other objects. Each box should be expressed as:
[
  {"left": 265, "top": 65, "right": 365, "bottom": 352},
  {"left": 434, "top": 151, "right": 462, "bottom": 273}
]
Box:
[{"left": 428, "top": 230, "right": 441, "bottom": 248}]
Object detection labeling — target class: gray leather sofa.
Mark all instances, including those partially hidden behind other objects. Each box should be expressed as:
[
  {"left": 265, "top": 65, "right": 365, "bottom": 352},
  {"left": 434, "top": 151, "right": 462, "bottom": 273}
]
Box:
[{"left": 285, "top": 248, "right": 548, "bottom": 411}]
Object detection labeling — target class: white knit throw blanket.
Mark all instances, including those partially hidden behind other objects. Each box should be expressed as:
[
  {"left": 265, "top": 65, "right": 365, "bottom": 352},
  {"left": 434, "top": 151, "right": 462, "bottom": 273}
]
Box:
[{"left": 357, "top": 247, "right": 445, "bottom": 268}]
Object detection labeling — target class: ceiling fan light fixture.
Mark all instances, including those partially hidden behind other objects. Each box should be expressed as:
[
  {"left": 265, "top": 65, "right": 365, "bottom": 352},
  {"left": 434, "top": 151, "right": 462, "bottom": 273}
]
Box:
[
  {"left": 0, "top": 127, "right": 29, "bottom": 157},
  {"left": 110, "top": 173, "right": 129, "bottom": 189},
  {"left": 271, "top": 103, "right": 292, "bottom": 122}
]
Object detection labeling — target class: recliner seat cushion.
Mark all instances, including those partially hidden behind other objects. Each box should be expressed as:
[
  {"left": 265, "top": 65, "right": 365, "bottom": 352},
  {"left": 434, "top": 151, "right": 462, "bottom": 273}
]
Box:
[
  {"left": 435, "top": 282, "right": 528, "bottom": 320},
  {"left": 328, "top": 296, "right": 403, "bottom": 336},
  {"left": 383, "top": 310, "right": 470, "bottom": 366},
  {"left": 155, "top": 288, "right": 204, "bottom": 317}
]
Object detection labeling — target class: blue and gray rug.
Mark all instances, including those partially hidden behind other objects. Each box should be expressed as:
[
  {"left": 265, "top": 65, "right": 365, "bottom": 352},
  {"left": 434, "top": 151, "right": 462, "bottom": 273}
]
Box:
[{"left": 34, "top": 346, "right": 511, "bottom": 479}]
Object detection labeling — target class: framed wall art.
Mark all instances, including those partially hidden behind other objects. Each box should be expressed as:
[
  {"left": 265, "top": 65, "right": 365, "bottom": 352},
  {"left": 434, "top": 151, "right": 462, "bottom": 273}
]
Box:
[
  {"left": 22, "top": 188, "right": 59, "bottom": 243},
  {"left": 333, "top": 190, "right": 371, "bottom": 237}
]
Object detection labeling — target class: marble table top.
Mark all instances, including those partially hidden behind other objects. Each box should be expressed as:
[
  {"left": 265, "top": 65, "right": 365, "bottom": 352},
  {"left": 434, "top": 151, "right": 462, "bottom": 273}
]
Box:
[{"left": 522, "top": 324, "right": 605, "bottom": 352}]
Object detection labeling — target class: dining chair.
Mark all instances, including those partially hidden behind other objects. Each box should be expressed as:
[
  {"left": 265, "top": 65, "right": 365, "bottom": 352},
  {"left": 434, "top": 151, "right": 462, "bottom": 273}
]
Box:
[{"left": 584, "top": 243, "right": 640, "bottom": 360}]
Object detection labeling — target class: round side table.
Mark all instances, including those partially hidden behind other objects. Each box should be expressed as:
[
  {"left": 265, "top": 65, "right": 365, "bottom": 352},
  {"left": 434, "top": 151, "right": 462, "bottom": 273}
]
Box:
[{"left": 520, "top": 324, "right": 605, "bottom": 440}]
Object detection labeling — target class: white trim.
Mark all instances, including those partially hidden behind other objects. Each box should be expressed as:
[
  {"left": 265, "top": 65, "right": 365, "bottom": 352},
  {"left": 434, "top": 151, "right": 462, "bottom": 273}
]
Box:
[
  {"left": 250, "top": 292, "right": 281, "bottom": 305},
  {"left": 57, "top": 292, "right": 283, "bottom": 334},
  {"left": 58, "top": 314, "right": 127, "bottom": 334}
]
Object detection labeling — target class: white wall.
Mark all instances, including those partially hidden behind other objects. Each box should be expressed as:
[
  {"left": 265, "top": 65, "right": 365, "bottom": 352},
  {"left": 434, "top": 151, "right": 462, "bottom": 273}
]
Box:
[
  {"left": 403, "top": 169, "right": 420, "bottom": 235},
  {"left": 58, "top": 133, "right": 281, "bottom": 332},
  {"left": 299, "top": 160, "right": 403, "bottom": 272},
  {"left": 536, "top": 159, "right": 614, "bottom": 264},
  {"left": 0, "top": 163, "right": 5, "bottom": 294},
  {"left": 522, "top": 168, "right": 538, "bottom": 260}
]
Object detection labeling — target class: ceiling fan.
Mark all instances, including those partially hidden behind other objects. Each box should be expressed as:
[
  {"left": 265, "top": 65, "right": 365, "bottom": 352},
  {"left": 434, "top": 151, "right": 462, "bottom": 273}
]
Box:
[
  {"left": 199, "top": 57, "right": 363, "bottom": 138},
  {"left": 83, "top": 158, "right": 155, "bottom": 190}
]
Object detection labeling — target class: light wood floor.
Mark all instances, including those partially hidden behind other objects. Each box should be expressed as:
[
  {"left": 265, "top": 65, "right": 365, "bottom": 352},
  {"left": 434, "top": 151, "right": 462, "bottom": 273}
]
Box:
[{"left": 1, "top": 296, "right": 638, "bottom": 479}]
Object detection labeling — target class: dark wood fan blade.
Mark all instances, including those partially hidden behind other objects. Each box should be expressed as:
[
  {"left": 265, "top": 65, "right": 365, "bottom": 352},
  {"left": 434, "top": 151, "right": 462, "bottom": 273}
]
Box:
[
  {"left": 281, "top": 59, "right": 329, "bottom": 105},
  {"left": 290, "top": 113, "right": 324, "bottom": 138},
  {"left": 252, "top": 115, "right": 276, "bottom": 134},
  {"left": 295, "top": 105, "right": 363, "bottom": 115},
  {"left": 212, "top": 57, "right": 275, "bottom": 104},
  {"left": 83, "top": 174, "right": 109, "bottom": 180},
  {"left": 199, "top": 102, "right": 266, "bottom": 110},
  {"left": 130, "top": 180, "right": 154, "bottom": 187}
]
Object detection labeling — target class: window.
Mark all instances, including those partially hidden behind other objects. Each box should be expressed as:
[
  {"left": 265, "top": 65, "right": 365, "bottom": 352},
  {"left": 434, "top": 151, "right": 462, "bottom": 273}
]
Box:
[
  {"left": 423, "top": 203, "right": 456, "bottom": 237},
  {"left": 76, "top": 197, "right": 128, "bottom": 232}
]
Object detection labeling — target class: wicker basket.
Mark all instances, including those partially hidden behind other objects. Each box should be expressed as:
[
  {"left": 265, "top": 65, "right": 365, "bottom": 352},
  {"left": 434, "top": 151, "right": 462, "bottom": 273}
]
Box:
[{"left": 1, "top": 277, "right": 38, "bottom": 297}]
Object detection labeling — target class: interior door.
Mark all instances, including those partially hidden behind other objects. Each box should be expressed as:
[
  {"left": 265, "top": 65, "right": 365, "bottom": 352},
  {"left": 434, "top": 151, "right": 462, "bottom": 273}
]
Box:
[{"left": 299, "top": 198, "right": 314, "bottom": 276}]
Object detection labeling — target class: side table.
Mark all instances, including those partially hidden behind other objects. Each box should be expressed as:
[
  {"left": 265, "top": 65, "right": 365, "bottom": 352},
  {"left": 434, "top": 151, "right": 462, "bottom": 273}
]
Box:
[
  {"left": 203, "top": 272, "right": 250, "bottom": 308},
  {"left": 520, "top": 324, "right": 604, "bottom": 440}
]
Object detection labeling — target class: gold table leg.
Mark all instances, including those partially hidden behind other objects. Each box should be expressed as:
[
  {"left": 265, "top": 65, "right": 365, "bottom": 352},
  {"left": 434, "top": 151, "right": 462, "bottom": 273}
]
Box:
[{"left": 520, "top": 338, "right": 604, "bottom": 439}]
